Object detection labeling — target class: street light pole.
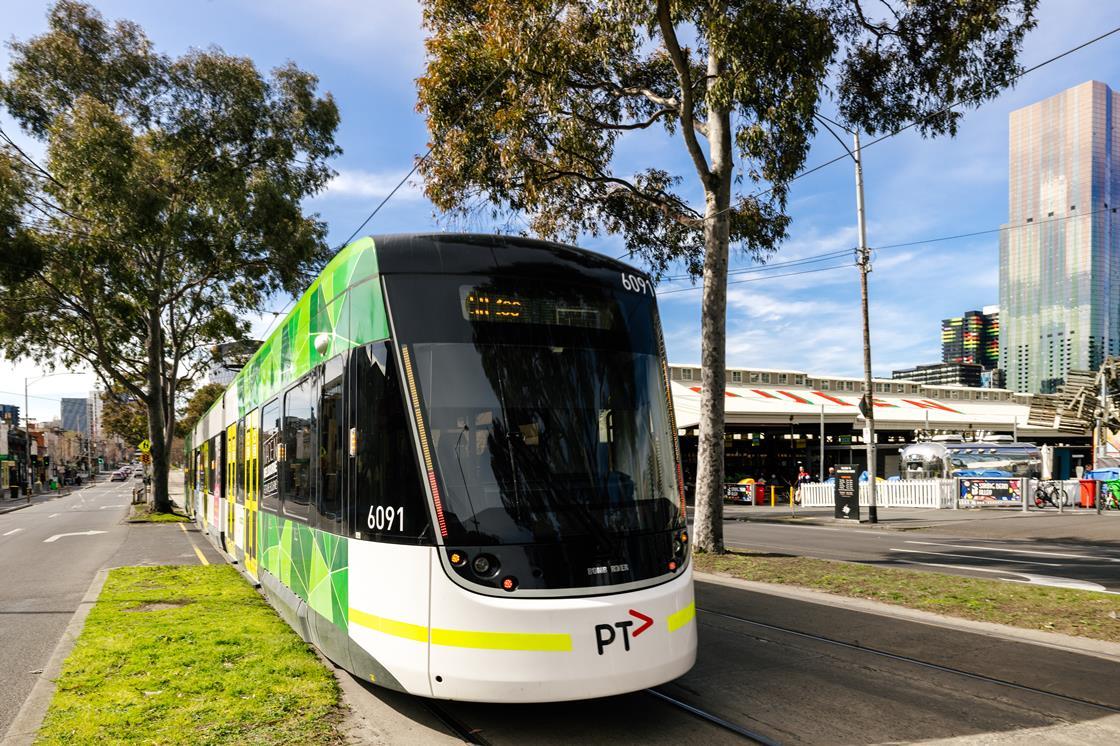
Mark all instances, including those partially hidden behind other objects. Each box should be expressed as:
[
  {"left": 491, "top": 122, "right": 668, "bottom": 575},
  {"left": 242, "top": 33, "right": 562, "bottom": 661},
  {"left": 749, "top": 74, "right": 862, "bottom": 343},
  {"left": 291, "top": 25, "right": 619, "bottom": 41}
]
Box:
[{"left": 853, "top": 130, "right": 878, "bottom": 523}]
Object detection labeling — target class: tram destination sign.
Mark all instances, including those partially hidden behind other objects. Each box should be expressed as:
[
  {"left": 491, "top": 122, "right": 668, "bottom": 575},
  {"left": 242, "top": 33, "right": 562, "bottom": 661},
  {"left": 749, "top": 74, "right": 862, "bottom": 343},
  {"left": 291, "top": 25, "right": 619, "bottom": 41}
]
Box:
[{"left": 834, "top": 464, "right": 859, "bottom": 520}]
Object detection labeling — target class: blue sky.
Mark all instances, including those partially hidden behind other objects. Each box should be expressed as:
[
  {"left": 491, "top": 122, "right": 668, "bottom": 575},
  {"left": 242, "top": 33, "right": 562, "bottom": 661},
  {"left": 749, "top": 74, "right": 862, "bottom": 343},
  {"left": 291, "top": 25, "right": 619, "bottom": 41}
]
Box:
[{"left": 3, "top": 0, "right": 1120, "bottom": 422}]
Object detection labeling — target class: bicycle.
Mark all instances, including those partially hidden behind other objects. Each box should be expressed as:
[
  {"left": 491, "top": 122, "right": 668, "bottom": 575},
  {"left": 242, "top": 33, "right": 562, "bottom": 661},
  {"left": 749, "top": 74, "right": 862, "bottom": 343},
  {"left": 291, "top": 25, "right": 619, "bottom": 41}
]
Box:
[
  {"left": 1033, "top": 480, "right": 1069, "bottom": 509},
  {"left": 1099, "top": 479, "right": 1120, "bottom": 512}
]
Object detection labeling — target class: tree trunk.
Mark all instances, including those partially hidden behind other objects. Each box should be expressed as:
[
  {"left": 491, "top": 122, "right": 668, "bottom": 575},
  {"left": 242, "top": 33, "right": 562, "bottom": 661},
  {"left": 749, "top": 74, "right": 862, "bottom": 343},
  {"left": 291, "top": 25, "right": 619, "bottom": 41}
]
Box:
[
  {"left": 692, "top": 94, "right": 733, "bottom": 554},
  {"left": 145, "top": 308, "right": 172, "bottom": 513}
]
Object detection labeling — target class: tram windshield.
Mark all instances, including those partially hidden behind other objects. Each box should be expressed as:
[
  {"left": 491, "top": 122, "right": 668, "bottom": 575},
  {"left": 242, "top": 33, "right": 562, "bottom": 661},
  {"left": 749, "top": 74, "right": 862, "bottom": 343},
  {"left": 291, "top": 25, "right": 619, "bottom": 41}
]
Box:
[{"left": 391, "top": 273, "right": 682, "bottom": 547}]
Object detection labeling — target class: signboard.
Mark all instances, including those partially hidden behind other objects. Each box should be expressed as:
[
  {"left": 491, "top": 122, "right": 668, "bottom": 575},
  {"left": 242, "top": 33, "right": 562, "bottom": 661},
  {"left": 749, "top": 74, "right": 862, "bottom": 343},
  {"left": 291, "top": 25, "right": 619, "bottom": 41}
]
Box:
[
  {"left": 723, "top": 484, "right": 754, "bottom": 504},
  {"left": 834, "top": 464, "right": 859, "bottom": 520},
  {"left": 959, "top": 478, "right": 1022, "bottom": 506},
  {"left": 138, "top": 439, "right": 151, "bottom": 454}
]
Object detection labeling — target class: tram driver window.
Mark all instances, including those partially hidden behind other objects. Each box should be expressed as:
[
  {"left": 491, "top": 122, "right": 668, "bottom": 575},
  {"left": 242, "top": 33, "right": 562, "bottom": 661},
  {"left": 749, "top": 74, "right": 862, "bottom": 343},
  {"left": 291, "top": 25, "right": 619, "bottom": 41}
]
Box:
[
  {"left": 283, "top": 377, "right": 314, "bottom": 522},
  {"left": 260, "top": 398, "right": 281, "bottom": 513}
]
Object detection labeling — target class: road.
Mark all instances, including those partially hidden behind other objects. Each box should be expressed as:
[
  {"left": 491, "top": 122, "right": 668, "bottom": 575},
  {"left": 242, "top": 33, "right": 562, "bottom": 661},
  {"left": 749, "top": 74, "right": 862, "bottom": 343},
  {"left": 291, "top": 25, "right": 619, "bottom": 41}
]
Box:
[
  {"left": 0, "top": 477, "right": 217, "bottom": 736},
  {"left": 721, "top": 520, "right": 1120, "bottom": 592}
]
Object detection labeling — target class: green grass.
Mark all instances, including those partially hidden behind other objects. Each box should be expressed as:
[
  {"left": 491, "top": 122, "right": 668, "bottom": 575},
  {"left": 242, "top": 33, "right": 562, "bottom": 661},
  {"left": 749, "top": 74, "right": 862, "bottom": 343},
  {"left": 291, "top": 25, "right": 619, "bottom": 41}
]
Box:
[
  {"left": 694, "top": 550, "right": 1120, "bottom": 644},
  {"left": 36, "top": 565, "right": 342, "bottom": 745},
  {"left": 127, "top": 505, "right": 189, "bottom": 522}
]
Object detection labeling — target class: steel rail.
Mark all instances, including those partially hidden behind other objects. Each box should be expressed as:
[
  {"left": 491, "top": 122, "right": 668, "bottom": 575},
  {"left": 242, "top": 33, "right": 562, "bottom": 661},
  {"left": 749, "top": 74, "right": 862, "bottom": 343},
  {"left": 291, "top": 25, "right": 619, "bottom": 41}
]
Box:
[
  {"left": 645, "top": 688, "right": 783, "bottom": 745},
  {"left": 698, "top": 607, "right": 1120, "bottom": 715}
]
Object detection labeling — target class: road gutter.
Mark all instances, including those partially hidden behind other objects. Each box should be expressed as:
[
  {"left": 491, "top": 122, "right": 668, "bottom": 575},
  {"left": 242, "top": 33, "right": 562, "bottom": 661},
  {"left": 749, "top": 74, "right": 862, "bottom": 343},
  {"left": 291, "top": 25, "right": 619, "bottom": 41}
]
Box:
[
  {"left": 1, "top": 568, "right": 109, "bottom": 746},
  {"left": 695, "top": 570, "right": 1120, "bottom": 663}
]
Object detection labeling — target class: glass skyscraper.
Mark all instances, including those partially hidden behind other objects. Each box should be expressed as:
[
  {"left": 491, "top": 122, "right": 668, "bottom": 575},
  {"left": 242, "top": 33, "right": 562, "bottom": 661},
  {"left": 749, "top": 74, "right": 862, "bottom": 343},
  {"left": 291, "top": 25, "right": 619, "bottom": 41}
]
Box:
[{"left": 1000, "top": 81, "right": 1120, "bottom": 393}]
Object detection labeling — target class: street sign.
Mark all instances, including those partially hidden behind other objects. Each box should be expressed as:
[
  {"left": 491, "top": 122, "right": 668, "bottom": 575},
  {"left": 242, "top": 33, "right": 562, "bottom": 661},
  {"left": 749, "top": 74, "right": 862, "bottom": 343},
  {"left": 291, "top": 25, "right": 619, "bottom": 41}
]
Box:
[
  {"left": 140, "top": 453, "right": 152, "bottom": 464},
  {"left": 138, "top": 439, "right": 151, "bottom": 453},
  {"left": 834, "top": 464, "right": 860, "bottom": 520}
]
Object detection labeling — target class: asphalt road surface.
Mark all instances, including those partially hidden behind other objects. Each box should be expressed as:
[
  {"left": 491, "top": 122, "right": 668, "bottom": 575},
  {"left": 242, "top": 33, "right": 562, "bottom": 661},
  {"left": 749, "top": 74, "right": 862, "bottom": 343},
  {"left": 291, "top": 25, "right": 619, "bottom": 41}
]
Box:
[
  {"left": 0, "top": 477, "right": 216, "bottom": 736},
  {"left": 723, "top": 520, "right": 1120, "bottom": 592}
]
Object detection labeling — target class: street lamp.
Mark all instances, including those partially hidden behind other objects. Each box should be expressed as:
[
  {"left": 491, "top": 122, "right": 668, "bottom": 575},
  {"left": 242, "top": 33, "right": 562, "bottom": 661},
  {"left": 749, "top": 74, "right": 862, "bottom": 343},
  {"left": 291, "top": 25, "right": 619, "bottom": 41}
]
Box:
[
  {"left": 23, "top": 370, "right": 88, "bottom": 502},
  {"left": 814, "top": 114, "right": 878, "bottom": 523}
]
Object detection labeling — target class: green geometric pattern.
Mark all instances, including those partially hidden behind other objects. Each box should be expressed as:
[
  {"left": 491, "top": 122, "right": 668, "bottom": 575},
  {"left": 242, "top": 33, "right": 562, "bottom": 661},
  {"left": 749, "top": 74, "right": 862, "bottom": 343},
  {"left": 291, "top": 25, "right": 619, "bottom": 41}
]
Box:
[
  {"left": 259, "top": 512, "right": 349, "bottom": 630},
  {"left": 206, "top": 236, "right": 390, "bottom": 420}
]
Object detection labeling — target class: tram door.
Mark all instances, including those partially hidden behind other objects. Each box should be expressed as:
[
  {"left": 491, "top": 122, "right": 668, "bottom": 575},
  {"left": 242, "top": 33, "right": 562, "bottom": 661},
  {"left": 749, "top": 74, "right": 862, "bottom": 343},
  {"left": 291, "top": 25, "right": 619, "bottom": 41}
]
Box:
[
  {"left": 243, "top": 409, "right": 259, "bottom": 579},
  {"left": 226, "top": 424, "right": 237, "bottom": 551}
]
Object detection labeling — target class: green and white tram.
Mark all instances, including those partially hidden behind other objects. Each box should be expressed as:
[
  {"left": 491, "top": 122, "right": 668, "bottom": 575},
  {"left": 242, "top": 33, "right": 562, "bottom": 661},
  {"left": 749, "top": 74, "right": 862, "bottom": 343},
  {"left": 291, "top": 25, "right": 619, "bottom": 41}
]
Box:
[{"left": 187, "top": 234, "right": 696, "bottom": 702}]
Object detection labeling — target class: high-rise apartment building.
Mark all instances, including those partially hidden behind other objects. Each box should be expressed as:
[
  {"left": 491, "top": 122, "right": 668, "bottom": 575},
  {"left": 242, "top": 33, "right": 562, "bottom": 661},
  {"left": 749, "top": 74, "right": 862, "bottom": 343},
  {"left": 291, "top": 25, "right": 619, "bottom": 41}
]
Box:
[
  {"left": 942, "top": 306, "right": 1000, "bottom": 369},
  {"left": 60, "top": 397, "right": 89, "bottom": 434},
  {"left": 1000, "top": 81, "right": 1120, "bottom": 393}
]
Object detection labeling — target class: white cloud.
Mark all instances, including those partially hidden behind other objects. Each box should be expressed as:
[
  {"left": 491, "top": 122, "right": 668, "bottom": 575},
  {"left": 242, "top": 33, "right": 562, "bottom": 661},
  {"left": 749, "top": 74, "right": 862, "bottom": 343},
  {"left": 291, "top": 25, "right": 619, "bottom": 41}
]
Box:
[{"left": 321, "top": 168, "right": 426, "bottom": 201}]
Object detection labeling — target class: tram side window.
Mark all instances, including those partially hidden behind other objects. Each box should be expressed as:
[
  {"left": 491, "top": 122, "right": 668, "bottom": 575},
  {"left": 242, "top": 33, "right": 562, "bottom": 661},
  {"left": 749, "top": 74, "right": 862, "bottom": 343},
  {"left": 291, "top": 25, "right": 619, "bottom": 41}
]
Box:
[
  {"left": 318, "top": 356, "right": 344, "bottom": 533},
  {"left": 349, "top": 343, "right": 430, "bottom": 543},
  {"left": 282, "top": 377, "right": 314, "bottom": 521},
  {"left": 260, "top": 399, "right": 281, "bottom": 513}
]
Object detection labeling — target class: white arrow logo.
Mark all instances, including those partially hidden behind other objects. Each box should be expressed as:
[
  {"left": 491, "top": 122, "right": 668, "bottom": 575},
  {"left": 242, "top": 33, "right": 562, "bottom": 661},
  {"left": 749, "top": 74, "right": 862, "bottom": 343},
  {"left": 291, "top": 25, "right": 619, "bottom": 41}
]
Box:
[{"left": 44, "top": 530, "right": 107, "bottom": 543}]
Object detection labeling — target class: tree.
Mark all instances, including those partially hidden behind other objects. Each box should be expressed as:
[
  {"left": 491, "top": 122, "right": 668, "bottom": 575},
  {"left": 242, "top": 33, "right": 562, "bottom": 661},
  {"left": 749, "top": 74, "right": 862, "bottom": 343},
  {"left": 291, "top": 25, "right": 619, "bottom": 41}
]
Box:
[
  {"left": 416, "top": 0, "right": 1036, "bottom": 552},
  {"left": 101, "top": 387, "right": 148, "bottom": 446},
  {"left": 0, "top": 1, "right": 339, "bottom": 512},
  {"left": 178, "top": 383, "right": 226, "bottom": 439}
]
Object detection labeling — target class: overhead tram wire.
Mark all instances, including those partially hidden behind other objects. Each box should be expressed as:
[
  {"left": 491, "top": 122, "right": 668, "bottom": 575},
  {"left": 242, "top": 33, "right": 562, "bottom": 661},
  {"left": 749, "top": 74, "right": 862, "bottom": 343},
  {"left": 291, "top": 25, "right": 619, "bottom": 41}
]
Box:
[
  {"left": 336, "top": 4, "right": 568, "bottom": 249},
  {"left": 656, "top": 261, "right": 854, "bottom": 296},
  {"left": 621, "top": 22, "right": 1120, "bottom": 265}
]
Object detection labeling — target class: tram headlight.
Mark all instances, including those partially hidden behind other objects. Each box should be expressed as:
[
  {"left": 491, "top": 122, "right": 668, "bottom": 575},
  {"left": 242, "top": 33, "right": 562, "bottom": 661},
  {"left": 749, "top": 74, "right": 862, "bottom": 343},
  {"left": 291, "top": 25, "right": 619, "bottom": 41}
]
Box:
[
  {"left": 673, "top": 539, "right": 683, "bottom": 555},
  {"left": 472, "top": 554, "right": 499, "bottom": 577}
]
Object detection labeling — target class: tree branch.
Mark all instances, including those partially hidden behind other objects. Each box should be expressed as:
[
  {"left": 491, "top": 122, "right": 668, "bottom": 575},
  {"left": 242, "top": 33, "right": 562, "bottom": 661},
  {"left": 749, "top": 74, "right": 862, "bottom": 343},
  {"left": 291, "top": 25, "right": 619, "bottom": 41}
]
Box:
[{"left": 655, "top": 0, "right": 713, "bottom": 186}]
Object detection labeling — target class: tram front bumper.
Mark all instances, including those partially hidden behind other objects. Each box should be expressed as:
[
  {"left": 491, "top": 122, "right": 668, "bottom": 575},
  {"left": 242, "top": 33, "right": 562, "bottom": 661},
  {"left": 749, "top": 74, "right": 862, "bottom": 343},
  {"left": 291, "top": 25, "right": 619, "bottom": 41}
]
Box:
[{"left": 426, "top": 561, "right": 697, "bottom": 703}]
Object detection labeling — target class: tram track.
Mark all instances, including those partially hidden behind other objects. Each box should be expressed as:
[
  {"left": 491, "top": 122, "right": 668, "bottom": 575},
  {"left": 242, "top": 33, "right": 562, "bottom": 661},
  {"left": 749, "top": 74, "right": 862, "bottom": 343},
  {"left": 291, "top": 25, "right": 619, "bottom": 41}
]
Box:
[
  {"left": 697, "top": 606, "right": 1120, "bottom": 715},
  {"left": 422, "top": 699, "right": 493, "bottom": 745},
  {"left": 645, "top": 688, "right": 782, "bottom": 744}
]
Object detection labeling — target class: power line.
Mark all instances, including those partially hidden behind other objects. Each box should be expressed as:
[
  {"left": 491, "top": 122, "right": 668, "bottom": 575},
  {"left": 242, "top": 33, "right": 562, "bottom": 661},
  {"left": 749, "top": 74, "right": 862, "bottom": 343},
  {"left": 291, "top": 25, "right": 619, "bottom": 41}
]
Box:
[
  {"left": 662, "top": 247, "right": 854, "bottom": 282},
  {"left": 652, "top": 200, "right": 1120, "bottom": 297},
  {"left": 336, "top": 4, "right": 568, "bottom": 248},
  {"left": 656, "top": 262, "right": 854, "bottom": 296}
]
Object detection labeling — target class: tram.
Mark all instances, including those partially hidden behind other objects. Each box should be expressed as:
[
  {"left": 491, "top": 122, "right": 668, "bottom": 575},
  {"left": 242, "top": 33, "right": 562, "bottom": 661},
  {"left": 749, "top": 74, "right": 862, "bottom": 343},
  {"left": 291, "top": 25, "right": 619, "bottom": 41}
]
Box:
[
  {"left": 900, "top": 440, "right": 1042, "bottom": 479},
  {"left": 186, "top": 234, "right": 696, "bottom": 702}
]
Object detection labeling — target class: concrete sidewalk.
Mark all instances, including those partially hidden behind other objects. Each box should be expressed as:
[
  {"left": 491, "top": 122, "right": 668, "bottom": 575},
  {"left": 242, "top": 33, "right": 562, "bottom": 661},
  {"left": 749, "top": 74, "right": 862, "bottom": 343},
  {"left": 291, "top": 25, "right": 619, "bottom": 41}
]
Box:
[{"left": 714, "top": 503, "right": 1120, "bottom": 541}]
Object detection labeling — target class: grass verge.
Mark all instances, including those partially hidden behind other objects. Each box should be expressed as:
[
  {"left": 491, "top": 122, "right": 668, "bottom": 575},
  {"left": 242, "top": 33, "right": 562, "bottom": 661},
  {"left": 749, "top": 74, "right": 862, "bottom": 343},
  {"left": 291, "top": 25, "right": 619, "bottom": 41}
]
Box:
[
  {"left": 127, "top": 504, "right": 188, "bottom": 522},
  {"left": 37, "top": 565, "right": 341, "bottom": 745},
  {"left": 693, "top": 550, "right": 1120, "bottom": 644}
]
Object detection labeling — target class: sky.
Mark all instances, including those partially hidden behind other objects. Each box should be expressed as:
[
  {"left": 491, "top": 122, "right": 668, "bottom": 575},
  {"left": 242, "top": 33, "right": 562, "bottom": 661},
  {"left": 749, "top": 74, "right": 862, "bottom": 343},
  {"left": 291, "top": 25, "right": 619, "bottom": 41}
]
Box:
[{"left": 3, "top": 0, "right": 1120, "bottom": 422}]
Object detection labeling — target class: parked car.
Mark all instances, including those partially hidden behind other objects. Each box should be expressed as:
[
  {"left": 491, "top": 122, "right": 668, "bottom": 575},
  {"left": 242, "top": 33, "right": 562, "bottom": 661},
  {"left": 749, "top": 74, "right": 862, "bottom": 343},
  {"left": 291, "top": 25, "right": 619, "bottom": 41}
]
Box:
[{"left": 110, "top": 470, "right": 127, "bottom": 482}]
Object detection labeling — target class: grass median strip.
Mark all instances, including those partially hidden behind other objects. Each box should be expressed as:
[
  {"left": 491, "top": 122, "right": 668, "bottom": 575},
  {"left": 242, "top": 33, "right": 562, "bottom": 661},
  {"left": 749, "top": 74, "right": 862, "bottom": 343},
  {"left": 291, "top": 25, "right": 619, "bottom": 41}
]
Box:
[
  {"left": 127, "top": 505, "right": 189, "bottom": 522},
  {"left": 37, "top": 565, "right": 341, "bottom": 745},
  {"left": 693, "top": 550, "right": 1120, "bottom": 644}
]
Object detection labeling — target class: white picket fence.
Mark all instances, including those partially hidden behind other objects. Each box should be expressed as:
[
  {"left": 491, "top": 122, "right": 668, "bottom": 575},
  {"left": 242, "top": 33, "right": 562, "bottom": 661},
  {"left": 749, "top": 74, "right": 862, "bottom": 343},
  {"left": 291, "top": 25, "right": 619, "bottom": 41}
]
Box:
[{"left": 799, "top": 480, "right": 956, "bottom": 509}]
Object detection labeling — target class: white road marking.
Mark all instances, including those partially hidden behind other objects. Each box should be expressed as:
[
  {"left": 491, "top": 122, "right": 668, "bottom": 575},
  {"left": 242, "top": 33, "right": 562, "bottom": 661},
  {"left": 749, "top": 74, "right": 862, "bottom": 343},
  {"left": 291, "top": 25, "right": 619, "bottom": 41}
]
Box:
[
  {"left": 896, "top": 559, "right": 1116, "bottom": 594},
  {"left": 2, "top": 528, "right": 23, "bottom": 536},
  {"left": 905, "top": 540, "right": 1120, "bottom": 563},
  {"left": 44, "top": 530, "right": 107, "bottom": 543},
  {"left": 48, "top": 513, "right": 59, "bottom": 518},
  {"left": 889, "top": 547, "right": 1062, "bottom": 567},
  {"left": 98, "top": 505, "right": 127, "bottom": 510}
]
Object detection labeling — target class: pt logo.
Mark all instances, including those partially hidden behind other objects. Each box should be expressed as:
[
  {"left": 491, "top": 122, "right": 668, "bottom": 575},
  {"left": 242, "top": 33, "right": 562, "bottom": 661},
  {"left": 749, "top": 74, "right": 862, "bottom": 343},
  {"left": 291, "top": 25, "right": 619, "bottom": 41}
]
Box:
[{"left": 595, "top": 609, "right": 653, "bottom": 655}]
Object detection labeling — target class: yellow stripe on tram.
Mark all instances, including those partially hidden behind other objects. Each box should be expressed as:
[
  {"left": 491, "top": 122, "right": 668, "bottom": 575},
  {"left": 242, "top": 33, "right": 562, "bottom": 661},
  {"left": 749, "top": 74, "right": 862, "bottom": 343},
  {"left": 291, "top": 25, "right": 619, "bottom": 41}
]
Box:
[
  {"left": 431, "top": 628, "right": 571, "bottom": 652},
  {"left": 667, "top": 601, "right": 695, "bottom": 632},
  {"left": 348, "top": 608, "right": 572, "bottom": 651},
  {"left": 349, "top": 609, "right": 429, "bottom": 643}
]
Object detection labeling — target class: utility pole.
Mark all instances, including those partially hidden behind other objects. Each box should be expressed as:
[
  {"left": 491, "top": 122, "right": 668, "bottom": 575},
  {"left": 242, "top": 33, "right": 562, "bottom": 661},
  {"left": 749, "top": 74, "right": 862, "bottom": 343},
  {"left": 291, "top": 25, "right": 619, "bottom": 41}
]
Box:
[
  {"left": 819, "top": 404, "right": 825, "bottom": 481},
  {"left": 853, "top": 130, "right": 878, "bottom": 523},
  {"left": 23, "top": 377, "right": 31, "bottom": 503}
]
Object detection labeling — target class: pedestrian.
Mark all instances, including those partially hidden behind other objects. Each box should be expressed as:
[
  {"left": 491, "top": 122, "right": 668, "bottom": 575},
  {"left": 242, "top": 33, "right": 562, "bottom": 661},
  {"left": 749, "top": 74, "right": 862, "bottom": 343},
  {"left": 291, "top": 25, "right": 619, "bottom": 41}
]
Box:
[{"left": 796, "top": 464, "right": 811, "bottom": 486}]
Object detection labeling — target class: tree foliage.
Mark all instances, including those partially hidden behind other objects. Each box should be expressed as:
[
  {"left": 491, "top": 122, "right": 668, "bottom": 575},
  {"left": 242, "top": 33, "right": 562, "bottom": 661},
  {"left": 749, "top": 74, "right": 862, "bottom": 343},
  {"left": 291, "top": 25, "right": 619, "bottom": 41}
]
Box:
[
  {"left": 0, "top": 1, "right": 340, "bottom": 510},
  {"left": 178, "top": 383, "right": 226, "bottom": 439},
  {"left": 417, "top": 0, "right": 1037, "bottom": 551},
  {"left": 100, "top": 388, "right": 148, "bottom": 446}
]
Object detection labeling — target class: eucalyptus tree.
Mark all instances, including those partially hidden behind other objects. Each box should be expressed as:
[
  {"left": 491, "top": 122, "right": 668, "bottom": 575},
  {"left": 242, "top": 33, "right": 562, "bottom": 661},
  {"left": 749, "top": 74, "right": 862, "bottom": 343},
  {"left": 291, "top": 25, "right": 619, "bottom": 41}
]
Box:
[
  {"left": 0, "top": 1, "right": 340, "bottom": 512},
  {"left": 417, "top": 0, "right": 1036, "bottom": 552}
]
